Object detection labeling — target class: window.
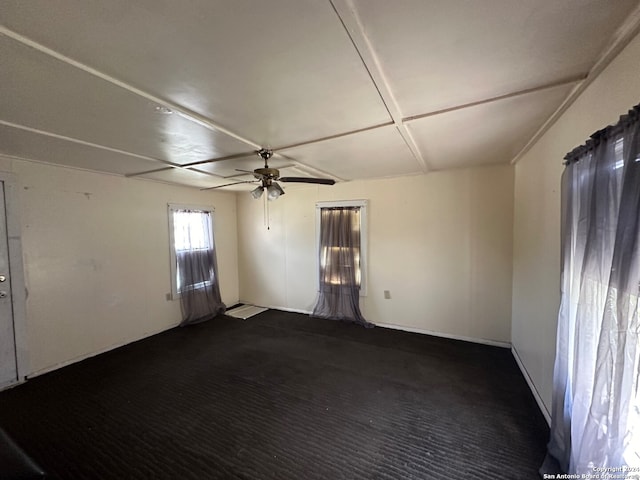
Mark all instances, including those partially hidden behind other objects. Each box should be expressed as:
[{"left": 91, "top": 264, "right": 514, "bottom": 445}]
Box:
[
  {"left": 315, "top": 200, "right": 368, "bottom": 296},
  {"left": 547, "top": 104, "right": 640, "bottom": 474},
  {"left": 168, "top": 204, "right": 216, "bottom": 298}
]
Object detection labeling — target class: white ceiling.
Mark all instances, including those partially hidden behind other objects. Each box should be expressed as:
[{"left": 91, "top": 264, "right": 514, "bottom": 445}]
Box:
[{"left": 1, "top": 0, "right": 638, "bottom": 191}]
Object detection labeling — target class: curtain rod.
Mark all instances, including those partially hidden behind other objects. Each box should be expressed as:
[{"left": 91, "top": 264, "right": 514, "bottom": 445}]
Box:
[{"left": 564, "top": 103, "right": 639, "bottom": 165}]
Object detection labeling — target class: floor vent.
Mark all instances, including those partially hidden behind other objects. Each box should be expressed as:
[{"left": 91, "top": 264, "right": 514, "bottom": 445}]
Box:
[{"left": 226, "top": 304, "right": 268, "bottom": 320}]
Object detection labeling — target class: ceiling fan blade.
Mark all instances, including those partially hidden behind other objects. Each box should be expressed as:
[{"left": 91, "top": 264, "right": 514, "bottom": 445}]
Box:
[
  {"left": 279, "top": 177, "right": 336, "bottom": 185},
  {"left": 200, "top": 180, "right": 258, "bottom": 191},
  {"left": 236, "top": 168, "right": 267, "bottom": 180}
]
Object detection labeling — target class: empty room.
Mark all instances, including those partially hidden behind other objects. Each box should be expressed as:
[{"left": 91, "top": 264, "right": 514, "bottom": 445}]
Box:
[{"left": 1, "top": 1, "right": 639, "bottom": 479}]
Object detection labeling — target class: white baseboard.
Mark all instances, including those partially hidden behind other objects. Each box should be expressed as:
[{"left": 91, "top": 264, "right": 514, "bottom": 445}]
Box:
[
  {"left": 0, "top": 378, "right": 26, "bottom": 393},
  {"left": 511, "top": 346, "right": 551, "bottom": 425},
  {"left": 27, "top": 322, "right": 180, "bottom": 379},
  {"left": 240, "top": 300, "right": 511, "bottom": 348},
  {"left": 270, "top": 306, "right": 313, "bottom": 315},
  {"left": 376, "top": 322, "right": 511, "bottom": 348},
  {"left": 242, "top": 303, "right": 512, "bottom": 348}
]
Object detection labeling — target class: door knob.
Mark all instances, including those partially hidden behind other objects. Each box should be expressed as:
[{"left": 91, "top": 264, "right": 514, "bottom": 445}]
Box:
[
  {"left": 0, "top": 291, "right": 7, "bottom": 298},
  {"left": 0, "top": 275, "right": 5, "bottom": 282}
]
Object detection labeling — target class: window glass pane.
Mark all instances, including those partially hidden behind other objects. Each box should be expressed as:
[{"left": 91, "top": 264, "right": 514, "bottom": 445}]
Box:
[
  {"left": 173, "top": 210, "right": 212, "bottom": 251},
  {"left": 172, "top": 209, "right": 214, "bottom": 292},
  {"left": 319, "top": 206, "right": 361, "bottom": 288}
]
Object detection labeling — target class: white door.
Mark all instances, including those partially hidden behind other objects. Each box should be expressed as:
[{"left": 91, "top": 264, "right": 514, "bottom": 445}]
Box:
[{"left": 0, "top": 180, "right": 18, "bottom": 388}]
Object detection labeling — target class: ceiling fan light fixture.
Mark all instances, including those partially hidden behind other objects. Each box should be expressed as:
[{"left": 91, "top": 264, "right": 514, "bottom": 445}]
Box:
[
  {"left": 267, "top": 182, "right": 285, "bottom": 201},
  {"left": 251, "top": 186, "right": 264, "bottom": 199}
]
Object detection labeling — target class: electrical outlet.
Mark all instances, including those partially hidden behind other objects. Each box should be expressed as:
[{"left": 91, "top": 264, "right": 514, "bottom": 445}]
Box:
[{"left": 384, "top": 290, "right": 391, "bottom": 299}]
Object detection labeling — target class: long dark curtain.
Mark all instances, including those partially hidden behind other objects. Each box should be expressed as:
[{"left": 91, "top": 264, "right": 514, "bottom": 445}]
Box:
[
  {"left": 543, "top": 105, "right": 640, "bottom": 475},
  {"left": 311, "top": 207, "right": 372, "bottom": 328},
  {"left": 174, "top": 209, "right": 226, "bottom": 326}
]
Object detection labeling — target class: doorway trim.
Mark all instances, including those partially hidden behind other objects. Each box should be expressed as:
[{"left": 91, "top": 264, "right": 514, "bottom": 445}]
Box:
[{"left": 0, "top": 171, "right": 29, "bottom": 386}]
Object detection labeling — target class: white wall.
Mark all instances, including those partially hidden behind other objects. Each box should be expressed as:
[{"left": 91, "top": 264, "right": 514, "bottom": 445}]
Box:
[
  {"left": 0, "top": 157, "right": 239, "bottom": 375},
  {"left": 511, "top": 32, "right": 640, "bottom": 416},
  {"left": 238, "top": 164, "right": 514, "bottom": 344}
]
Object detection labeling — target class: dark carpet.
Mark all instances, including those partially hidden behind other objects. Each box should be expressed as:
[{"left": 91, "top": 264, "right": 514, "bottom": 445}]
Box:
[{"left": 0, "top": 310, "right": 548, "bottom": 479}]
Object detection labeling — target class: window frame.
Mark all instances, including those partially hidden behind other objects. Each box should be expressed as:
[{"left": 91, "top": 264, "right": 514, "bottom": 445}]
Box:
[
  {"left": 315, "top": 199, "right": 368, "bottom": 297},
  {"left": 168, "top": 203, "right": 216, "bottom": 300}
]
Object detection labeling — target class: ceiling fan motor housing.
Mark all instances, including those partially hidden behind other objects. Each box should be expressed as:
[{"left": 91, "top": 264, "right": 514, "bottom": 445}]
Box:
[{"left": 254, "top": 167, "right": 280, "bottom": 180}]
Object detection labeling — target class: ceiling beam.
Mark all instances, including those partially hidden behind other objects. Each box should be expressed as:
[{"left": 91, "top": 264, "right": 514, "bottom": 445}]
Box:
[
  {"left": 509, "top": 4, "right": 640, "bottom": 165},
  {"left": 7, "top": 5, "right": 633, "bottom": 184},
  {"left": 402, "top": 76, "right": 585, "bottom": 124},
  {"left": 0, "top": 120, "right": 250, "bottom": 186},
  {"left": 273, "top": 122, "right": 393, "bottom": 151},
  {"left": 123, "top": 71, "right": 584, "bottom": 179},
  {"left": 0, "top": 120, "right": 178, "bottom": 167},
  {"left": 329, "top": 0, "right": 430, "bottom": 172},
  {"left": 133, "top": 151, "right": 343, "bottom": 182},
  {"left": 170, "top": 146, "right": 345, "bottom": 182},
  {"left": 0, "top": 120, "right": 258, "bottom": 188},
  {"left": 125, "top": 164, "right": 257, "bottom": 190},
  {"left": 124, "top": 166, "right": 173, "bottom": 178},
  {"left": 176, "top": 76, "right": 585, "bottom": 172},
  {"left": 179, "top": 152, "right": 256, "bottom": 168},
  {"left": 1, "top": 27, "right": 345, "bottom": 181},
  {"left": 273, "top": 152, "right": 347, "bottom": 182},
  {"left": 125, "top": 150, "right": 343, "bottom": 182},
  {"left": 125, "top": 158, "right": 334, "bottom": 187},
  {"left": 128, "top": 164, "right": 262, "bottom": 187},
  {"left": 0, "top": 27, "right": 262, "bottom": 150}
]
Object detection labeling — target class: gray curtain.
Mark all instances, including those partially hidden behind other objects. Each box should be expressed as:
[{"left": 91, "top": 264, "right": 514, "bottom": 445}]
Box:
[
  {"left": 311, "top": 207, "right": 372, "bottom": 328},
  {"left": 174, "top": 209, "right": 226, "bottom": 326},
  {"left": 543, "top": 105, "right": 640, "bottom": 475}
]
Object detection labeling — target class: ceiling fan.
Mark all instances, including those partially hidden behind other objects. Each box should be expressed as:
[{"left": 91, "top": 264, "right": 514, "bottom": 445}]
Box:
[{"left": 205, "top": 149, "right": 335, "bottom": 200}]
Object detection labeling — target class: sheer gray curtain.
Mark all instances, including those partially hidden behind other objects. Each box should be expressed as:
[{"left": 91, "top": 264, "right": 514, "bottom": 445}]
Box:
[
  {"left": 173, "top": 209, "right": 225, "bottom": 326},
  {"left": 311, "top": 207, "right": 372, "bottom": 328},
  {"left": 544, "top": 105, "right": 640, "bottom": 475}
]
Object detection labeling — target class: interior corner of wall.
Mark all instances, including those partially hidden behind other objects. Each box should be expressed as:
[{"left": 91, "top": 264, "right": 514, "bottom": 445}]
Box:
[{"left": 511, "top": 345, "right": 551, "bottom": 425}]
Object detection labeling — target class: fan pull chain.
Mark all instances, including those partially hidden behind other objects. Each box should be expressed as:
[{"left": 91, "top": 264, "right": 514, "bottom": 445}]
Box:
[{"left": 266, "top": 194, "right": 271, "bottom": 230}]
